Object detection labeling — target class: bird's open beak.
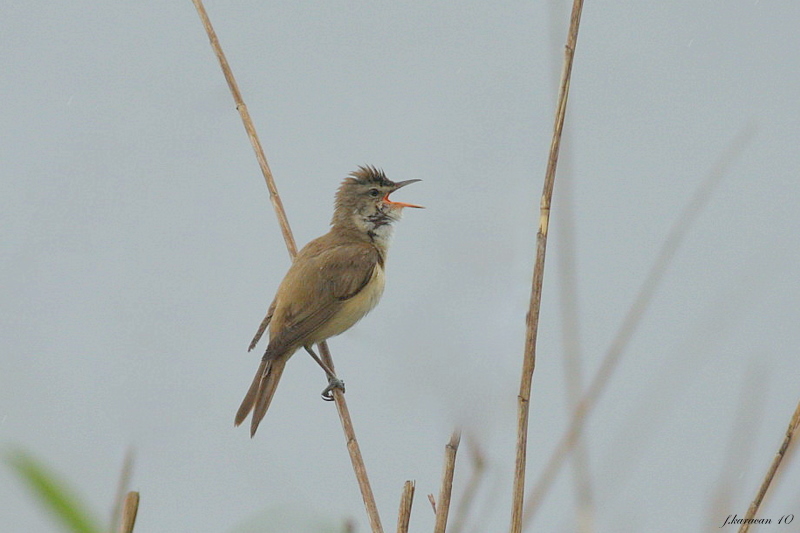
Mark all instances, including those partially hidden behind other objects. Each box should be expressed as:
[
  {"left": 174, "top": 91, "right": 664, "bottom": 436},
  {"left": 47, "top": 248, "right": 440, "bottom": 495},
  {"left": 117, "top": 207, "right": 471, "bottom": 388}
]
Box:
[{"left": 384, "top": 179, "right": 424, "bottom": 209}]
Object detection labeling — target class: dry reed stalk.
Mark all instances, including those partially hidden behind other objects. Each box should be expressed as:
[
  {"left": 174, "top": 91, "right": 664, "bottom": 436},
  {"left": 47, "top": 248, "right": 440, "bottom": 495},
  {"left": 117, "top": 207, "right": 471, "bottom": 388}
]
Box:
[
  {"left": 118, "top": 491, "right": 139, "bottom": 533},
  {"left": 434, "top": 430, "right": 462, "bottom": 533},
  {"left": 759, "top": 417, "right": 800, "bottom": 510},
  {"left": 318, "top": 342, "right": 384, "bottom": 533},
  {"left": 509, "top": 1, "right": 585, "bottom": 532},
  {"left": 521, "top": 124, "right": 756, "bottom": 529},
  {"left": 190, "top": 2, "right": 383, "bottom": 531},
  {"left": 190, "top": 0, "right": 296, "bottom": 256},
  {"left": 738, "top": 399, "right": 800, "bottom": 533},
  {"left": 396, "top": 480, "right": 416, "bottom": 533},
  {"left": 449, "top": 439, "right": 486, "bottom": 533}
]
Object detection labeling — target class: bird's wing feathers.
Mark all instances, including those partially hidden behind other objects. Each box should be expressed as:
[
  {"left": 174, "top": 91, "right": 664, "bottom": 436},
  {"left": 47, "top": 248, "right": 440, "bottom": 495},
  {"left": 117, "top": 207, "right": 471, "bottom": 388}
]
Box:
[
  {"left": 263, "top": 243, "right": 380, "bottom": 359},
  {"left": 326, "top": 245, "right": 382, "bottom": 301},
  {"left": 248, "top": 297, "right": 276, "bottom": 351},
  {"left": 264, "top": 305, "right": 339, "bottom": 359}
]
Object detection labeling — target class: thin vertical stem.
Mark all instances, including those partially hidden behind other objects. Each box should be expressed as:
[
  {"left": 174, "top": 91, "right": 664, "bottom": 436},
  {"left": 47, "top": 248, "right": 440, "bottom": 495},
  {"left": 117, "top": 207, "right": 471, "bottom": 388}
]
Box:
[
  {"left": 190, "top": 0, "right": 296, "bottom": 256},
  {"left": 509, "top": 1, "right": 585, "bottom": 532},
  {"left": 522, "top": 124, "right": 756, "bottom": 528},
  {"left": 738, "top": 399, "right": 800, "bottom": 533},
  {"left": 434, "top": 431, "right": 462, "bottom": 533},
  {"left": 190, "top": 2, "right": 382, "bottom": 531},
  {"left": 397, "top": 480, "right": 416, "bottom": 533},
  {"left": 319, "top": 342, "right": 384, "bottom": 533}
]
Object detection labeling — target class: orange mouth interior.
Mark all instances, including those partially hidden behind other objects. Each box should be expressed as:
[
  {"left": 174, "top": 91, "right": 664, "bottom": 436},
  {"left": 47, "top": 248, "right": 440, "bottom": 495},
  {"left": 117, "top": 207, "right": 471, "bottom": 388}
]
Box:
[{"left": 383, "top": 193, "right": 423, "bottom": 209}]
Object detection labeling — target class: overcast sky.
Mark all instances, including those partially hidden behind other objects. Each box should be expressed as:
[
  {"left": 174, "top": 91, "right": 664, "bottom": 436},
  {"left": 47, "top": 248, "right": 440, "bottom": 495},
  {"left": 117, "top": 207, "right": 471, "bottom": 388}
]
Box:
[{"left": 2, "top": 1, "right": 800, "bottom": 532}]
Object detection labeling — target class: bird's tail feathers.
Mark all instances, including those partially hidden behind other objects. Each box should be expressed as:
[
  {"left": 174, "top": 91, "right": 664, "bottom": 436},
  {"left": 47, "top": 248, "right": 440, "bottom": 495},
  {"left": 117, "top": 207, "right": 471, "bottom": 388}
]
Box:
[
  {"left": 249, "top": 359, "right": 286, "bottom": 436},
  {"left": 234, "top": 356, "right": 287, "bottom": 437},
  {"left": 234, "top": 359, "right": 266, "bottom": 428}
]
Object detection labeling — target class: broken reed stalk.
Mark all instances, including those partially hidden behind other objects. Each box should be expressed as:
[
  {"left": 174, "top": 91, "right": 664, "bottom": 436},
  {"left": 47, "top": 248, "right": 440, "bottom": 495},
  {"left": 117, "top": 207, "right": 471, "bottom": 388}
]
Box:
[
  {"left": 118, "top": 492, "right": 139, "bottom": 533},
  {"left": 190, "top": 2, "right": 383, "bottom": 531},
  {"left": 396, "top": 480, "right": 415, "bottom": 533},
  {"left": 434, "top": 431, "right": 462, "bottom": 533},
  {"left": 738, "top": 399, "right": 800, "bottom": 533},
  {"left": 521, "top": 124, "right": 756, "bottom": 529},
  {"left": 509, "top": 1, "right": 584, "bottom": 532}
]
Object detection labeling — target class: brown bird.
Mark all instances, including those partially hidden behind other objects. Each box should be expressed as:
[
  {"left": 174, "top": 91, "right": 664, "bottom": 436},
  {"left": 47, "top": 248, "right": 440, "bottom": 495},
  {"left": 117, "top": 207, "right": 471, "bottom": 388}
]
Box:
[{"left": 235, "top": 166, "right": 422, "bottom": 436}]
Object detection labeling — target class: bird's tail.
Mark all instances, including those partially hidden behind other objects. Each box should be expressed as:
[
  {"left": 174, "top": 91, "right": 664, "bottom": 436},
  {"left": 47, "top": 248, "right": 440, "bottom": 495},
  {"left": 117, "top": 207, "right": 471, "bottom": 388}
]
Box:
[{"left": 234, "top": 357, "right": 287, "bottom": 437}]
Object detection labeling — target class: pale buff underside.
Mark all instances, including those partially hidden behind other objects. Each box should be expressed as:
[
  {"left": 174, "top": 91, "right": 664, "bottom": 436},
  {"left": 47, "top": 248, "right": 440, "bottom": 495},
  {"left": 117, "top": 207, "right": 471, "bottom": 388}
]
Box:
[{"left": 308, "top": 263, "right": 385, "bottom": 345}]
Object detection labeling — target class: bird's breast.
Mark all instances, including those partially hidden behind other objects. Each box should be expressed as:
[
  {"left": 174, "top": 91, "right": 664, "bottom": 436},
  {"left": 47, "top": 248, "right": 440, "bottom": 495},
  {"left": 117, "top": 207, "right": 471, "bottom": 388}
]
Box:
[
  {"left": 314, "top": 263, "right": 385, "bottom": 342},
  {"left": 349, "top": 262, "right": 386, "bottom": 316}
]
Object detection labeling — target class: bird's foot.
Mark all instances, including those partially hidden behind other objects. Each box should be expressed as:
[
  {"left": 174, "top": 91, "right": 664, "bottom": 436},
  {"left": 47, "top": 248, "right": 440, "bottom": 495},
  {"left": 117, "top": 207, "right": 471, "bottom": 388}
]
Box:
[{"left": 321, "top": 377, "right": 345, "bottom": 401}]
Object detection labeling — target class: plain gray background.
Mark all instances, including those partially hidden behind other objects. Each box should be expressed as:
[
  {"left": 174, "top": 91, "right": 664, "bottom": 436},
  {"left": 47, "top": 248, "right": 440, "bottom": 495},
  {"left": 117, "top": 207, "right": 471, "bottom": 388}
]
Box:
[{"left": 2, "top": 1, "right": 799, "bottom": 532}]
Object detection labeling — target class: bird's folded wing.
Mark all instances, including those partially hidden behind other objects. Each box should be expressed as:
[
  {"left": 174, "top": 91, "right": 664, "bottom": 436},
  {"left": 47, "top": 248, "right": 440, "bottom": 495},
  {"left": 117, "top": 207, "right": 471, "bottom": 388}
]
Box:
[
  {"left": 248, "top": 297, "right": 276, "bottom": 351},
  {"left": 263, "top": 243, "right": 380, "bottom": 359}
]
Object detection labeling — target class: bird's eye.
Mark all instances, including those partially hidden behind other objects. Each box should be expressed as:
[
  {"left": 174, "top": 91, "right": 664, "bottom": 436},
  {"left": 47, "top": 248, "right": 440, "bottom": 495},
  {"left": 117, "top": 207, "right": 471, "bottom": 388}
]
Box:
[{"left": 369, "top": 188, "right": 380, "bottom": 197}]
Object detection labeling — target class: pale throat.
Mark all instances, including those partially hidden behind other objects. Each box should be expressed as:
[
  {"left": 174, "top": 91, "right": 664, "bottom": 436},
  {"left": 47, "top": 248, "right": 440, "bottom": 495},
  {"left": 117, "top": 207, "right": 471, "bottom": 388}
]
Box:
[{"left": 353, "top": 208, "right": 400, "bottom": 249}]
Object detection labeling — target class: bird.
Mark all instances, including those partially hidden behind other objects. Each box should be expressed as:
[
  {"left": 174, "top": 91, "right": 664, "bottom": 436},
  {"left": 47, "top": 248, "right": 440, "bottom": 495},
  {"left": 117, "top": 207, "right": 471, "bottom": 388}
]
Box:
[{"left": 235, "top": 165, "right": 422, "bottom": 436}]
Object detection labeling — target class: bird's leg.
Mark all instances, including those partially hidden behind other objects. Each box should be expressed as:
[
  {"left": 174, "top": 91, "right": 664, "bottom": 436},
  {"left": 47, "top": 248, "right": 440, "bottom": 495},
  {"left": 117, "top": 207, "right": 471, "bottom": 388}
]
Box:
[
  {"left": 303, "top": 345, "right": 337, "bottom": 378},
  {"left": 303, "top": 346, "right": 345, "bottom": 401}
]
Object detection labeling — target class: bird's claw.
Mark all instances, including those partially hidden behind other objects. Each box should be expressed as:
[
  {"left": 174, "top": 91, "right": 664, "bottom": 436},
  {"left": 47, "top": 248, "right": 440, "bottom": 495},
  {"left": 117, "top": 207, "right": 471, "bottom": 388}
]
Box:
[{"left": 321, "top": 377, "right": 345, "bottom": 401}]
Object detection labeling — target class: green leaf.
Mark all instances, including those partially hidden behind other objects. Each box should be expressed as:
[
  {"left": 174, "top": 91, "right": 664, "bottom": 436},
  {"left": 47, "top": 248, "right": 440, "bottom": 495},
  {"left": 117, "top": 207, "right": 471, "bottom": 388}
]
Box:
[{"left": 5, "top": 449, "right": 103, "bottom": 533}]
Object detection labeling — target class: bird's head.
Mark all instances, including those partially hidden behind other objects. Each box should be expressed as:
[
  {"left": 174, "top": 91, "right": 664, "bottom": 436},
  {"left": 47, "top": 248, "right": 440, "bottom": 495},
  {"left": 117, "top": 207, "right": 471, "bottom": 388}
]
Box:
[{"left": 333, "top": 166, "right": 422, "bottom": 235}]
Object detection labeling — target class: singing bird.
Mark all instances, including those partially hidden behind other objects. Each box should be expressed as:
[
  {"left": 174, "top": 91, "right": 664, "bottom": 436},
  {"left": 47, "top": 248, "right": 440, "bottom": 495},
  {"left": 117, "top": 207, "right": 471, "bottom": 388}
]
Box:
[{"left": 235, "top": 166, "right": 422, "bottom": 436}]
